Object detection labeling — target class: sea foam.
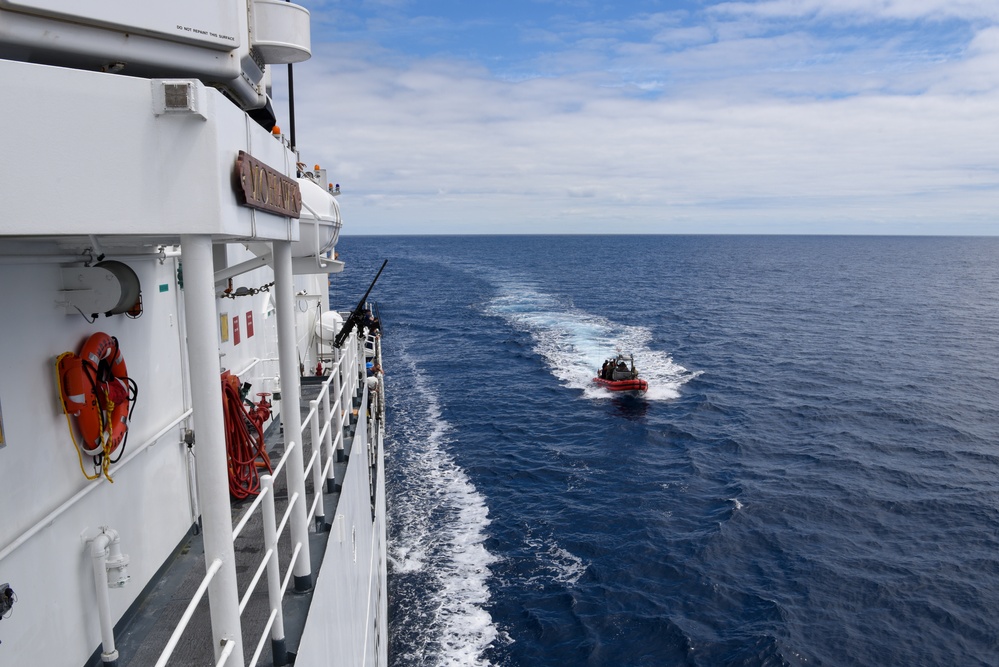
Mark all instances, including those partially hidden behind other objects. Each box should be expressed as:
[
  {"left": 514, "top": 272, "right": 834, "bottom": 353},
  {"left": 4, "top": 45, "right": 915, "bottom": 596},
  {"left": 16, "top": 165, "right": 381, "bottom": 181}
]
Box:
[{"left": 387, "top": 356, "right": 499, "bottom": 666}]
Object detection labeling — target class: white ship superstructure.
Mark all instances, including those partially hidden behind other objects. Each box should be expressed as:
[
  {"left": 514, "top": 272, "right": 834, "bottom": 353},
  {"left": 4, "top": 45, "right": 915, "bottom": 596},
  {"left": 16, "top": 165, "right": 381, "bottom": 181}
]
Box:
[{"left": 0, "top": 3, "right": 387, "bottom": 666}]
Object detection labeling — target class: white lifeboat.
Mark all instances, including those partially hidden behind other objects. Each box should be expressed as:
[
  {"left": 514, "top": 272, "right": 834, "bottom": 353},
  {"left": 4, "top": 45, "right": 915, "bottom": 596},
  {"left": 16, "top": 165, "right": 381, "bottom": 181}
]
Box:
[
  {"left": 293, "top": 177, "right": 342, "bottom": 270},
  {"left": 222, "top": 169, "right": 344, "bottom": 282}
]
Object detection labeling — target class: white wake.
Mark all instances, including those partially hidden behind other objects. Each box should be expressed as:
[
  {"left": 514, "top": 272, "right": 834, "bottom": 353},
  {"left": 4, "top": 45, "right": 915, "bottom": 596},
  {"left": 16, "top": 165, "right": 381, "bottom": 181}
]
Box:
[
  {"left": 484, "top": 281, "right": 700, "bottom": 400},
  {"left": 387, "top": 357, "right": 499, "bottom": 666}
]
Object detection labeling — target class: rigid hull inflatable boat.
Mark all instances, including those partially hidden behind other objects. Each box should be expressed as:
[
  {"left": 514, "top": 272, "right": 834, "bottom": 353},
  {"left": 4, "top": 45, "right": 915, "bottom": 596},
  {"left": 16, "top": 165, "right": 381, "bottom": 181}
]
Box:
[{"left": 594, "top": 353, "right": 649, "bottom": 394}]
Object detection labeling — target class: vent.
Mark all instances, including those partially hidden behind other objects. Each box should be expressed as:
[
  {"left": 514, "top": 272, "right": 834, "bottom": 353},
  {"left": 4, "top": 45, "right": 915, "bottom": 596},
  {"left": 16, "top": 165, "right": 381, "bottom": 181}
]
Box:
[
  {"left": 164, "top": 83, "right": 193, "bottom": 110},
  {"left": 151, "top": 79, "right": 208, "bottom": 119}
]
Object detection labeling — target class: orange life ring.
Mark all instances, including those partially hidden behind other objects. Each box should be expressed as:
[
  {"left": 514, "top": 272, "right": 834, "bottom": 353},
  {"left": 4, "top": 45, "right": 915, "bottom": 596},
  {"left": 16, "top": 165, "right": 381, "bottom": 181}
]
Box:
[{"left": 57, "top": 333, "right": 135, "bottom": 464}]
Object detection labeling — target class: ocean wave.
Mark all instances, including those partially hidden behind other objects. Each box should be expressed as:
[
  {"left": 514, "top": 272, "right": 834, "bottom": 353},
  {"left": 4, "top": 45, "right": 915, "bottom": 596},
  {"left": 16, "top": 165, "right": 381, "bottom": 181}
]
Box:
[{"left": 513, "top": 527, "right": 588, "bottom": 590}]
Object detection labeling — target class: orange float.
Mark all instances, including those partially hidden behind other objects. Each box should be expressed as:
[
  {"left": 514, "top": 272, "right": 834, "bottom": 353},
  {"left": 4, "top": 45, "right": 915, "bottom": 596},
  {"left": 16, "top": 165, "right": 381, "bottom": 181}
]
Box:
[{"left": 56, "top": 332, "right": 137, "bottom": 481}]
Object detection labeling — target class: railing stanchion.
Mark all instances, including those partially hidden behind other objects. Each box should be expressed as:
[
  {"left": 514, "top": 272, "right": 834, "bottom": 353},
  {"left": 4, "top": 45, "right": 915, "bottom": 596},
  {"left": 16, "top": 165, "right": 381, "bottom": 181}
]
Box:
[
  {"left": 321, "top": 386, "right": 336, "bottom": 491},
  {"left": 260, "top": 474, "right": 288, "bottom": 667},
  {"left": 309, "top": 399, "right": 325, "bottom": 528},
  {"left": 350, "top": 336, "right": 359, "bottom": 398},
  {"left": 357, "top": 335, "right": 365, "bottom": 391},
  {"left": 332, "top": 347, "right": 343, "bottom": 426},
  {"left": 333, "top": 347, "right": 344, "bottom": 461}
]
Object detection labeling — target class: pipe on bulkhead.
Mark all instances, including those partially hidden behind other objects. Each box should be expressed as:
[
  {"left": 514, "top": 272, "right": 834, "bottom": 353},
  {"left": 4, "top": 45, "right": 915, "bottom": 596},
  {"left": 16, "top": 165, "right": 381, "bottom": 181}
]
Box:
[
  {"left": 0, "top": 247, "right": 179, "bottom": 264},
  {"left": 88, "top": 235, "right": 106, "bottom": 260},
  {"left": 89, "top": 527, "right": 129, "bottom": 667}
]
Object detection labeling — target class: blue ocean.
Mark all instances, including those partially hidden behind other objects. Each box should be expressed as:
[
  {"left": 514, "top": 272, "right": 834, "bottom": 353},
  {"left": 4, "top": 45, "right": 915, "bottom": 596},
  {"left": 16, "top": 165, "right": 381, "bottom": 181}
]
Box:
[{"left": 330, "top": 235, "right": 999, "bottom": 667}]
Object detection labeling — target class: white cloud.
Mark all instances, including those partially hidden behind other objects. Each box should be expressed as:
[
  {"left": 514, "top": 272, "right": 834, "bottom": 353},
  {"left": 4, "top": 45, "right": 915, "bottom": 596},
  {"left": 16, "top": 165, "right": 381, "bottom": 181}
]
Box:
[
  {"left": 567, "top": 185, "right": 599, "bottom": 198},
  {"left": 273, "top": 4, "right": 999, "bottom": 234},
  {"left": 711, "top": 0, "right": 999, "bottom": 22}
]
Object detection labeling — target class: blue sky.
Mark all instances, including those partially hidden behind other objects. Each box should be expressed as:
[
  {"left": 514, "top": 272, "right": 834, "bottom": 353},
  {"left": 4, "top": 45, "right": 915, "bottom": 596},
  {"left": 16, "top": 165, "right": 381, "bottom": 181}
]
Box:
[{"left": 273, "top": 1, "right": 999, "bottom": 234}]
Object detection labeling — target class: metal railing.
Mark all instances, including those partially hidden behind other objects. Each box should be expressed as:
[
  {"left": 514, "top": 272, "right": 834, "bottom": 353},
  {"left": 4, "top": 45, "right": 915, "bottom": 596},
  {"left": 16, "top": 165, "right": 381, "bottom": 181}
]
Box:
[
  {"left": 154, "top": 329, "right": 374, "bottom": 667},
  {"left": 0, "top": 409, "right": 194, "bottom": 564}
]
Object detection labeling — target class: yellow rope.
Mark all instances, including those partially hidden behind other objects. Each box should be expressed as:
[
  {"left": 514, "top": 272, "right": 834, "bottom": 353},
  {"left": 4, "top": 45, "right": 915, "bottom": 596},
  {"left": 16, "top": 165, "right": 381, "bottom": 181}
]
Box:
[
  {"left": 55, "top": 353, "right": 101, "bottom": 482},
  {"left": 99, "top": 390, "right": 115, "bottom": 483},
  {"left": 102, "top": 441, "right": 114, "bottom": 483}
]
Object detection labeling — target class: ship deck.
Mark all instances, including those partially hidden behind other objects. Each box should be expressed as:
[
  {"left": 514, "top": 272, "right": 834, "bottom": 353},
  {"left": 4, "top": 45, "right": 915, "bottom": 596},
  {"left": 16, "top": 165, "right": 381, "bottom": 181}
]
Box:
[{"left": 99, "top": 379, "right": 361, "bottom": 667}]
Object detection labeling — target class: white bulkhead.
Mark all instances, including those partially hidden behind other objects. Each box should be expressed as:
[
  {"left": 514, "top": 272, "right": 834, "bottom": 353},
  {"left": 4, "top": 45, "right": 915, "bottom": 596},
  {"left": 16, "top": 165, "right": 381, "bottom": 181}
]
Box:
[{"left": 0, "top": 0, "right": 310, "bottom": 107}]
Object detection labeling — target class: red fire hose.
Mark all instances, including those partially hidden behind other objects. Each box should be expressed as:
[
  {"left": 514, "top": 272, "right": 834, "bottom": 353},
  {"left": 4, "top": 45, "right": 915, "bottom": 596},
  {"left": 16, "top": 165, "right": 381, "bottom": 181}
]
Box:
[{"left": 221, "top": 374, "right": 272, "bottom": 499}]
